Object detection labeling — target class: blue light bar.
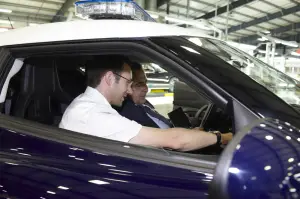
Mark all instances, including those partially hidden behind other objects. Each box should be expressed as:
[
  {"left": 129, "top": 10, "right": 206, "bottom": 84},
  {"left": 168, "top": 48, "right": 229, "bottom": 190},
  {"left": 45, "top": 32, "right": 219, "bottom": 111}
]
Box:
[{"left": 75, "top": 0, "right": 155, "bottom": 22}]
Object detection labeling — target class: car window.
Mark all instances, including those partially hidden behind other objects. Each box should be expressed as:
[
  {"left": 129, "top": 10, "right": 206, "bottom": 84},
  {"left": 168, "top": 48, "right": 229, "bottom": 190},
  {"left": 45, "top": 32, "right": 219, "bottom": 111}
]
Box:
[
  {"left": 1, "top": 49, "right": 233, "bottom": 156},
  {"left": 187, "top": 37, "right": 300, "bottom": 106}
]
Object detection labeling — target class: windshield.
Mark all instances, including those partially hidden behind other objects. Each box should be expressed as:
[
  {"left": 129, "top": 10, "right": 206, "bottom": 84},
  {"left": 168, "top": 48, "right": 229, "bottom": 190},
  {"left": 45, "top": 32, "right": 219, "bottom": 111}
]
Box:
[{"left": 187, "top": 37, "right": 300, "bottom": 106}]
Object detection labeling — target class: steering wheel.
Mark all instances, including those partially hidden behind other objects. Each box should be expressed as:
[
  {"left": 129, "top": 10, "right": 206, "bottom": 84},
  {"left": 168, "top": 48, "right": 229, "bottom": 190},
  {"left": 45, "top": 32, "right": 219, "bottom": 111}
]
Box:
[{"left": 194, "top": 105, "right": 208, "bottom": 127}]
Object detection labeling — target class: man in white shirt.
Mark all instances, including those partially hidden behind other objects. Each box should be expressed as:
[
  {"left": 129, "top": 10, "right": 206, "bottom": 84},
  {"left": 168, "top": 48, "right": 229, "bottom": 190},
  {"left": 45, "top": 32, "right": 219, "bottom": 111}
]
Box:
[{"left": 59, "top": 55, "right": 232, "bottom": 151}]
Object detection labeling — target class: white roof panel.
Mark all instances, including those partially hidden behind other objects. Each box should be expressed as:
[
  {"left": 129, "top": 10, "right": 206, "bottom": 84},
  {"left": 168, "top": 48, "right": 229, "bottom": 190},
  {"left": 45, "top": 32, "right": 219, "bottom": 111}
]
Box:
[
  {"left": 248, "top": 1, "right": 280, "bottom": 13},
  {"left": 256, "top": 22, "right": 279, "bottom": 29},
  {"left": 235, "top": 7, "right": 266, "bottom": 18},
  {"left": 265, "top": 0, "right": 296, "bottom": 9},
  {"left": 281, "top": 14, "right": 300, "bottom": 23},
  {"left": 0, "top": 20, "right": 213, "bottom": 47},
  {"left": 268, "top": 18, "right": 291, "bottom": 26},
  {"left": 234, "top": 29, "right": 254, "bottom": 35}
]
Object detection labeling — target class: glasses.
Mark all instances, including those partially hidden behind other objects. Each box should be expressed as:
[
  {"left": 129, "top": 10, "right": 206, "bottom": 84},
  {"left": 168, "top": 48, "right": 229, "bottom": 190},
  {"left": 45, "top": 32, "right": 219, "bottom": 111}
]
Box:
[{"left": 113, "top": 73, "right": 132, "bottom": 85}]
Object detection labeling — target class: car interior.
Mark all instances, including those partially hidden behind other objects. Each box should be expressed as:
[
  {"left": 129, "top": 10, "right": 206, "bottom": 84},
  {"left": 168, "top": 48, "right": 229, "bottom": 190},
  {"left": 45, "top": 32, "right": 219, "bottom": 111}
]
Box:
[{"left": 1, "top": 54, "right": 233, "bottom": 155}]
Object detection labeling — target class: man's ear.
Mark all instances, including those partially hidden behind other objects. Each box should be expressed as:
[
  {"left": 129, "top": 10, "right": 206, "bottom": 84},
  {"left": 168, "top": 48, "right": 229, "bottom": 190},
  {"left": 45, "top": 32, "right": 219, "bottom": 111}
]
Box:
[{"left": 104, "top": 71, "right": 115, "bottom": 86}]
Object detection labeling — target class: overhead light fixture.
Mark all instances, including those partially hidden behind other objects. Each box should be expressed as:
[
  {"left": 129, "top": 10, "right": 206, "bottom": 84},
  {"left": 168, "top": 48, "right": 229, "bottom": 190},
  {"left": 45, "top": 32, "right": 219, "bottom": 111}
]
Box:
[
  {"left": 0, "top": 28, "right": 8, "bottom": 32},
  {"left": 0, "top": 8, "right": 12, "bottom": 13},
  {"left": 263, "top": 30, "right": 270, "bottom": 34},
  {"left": 0, "top": 19, "right": 14, "bottom": 24}
]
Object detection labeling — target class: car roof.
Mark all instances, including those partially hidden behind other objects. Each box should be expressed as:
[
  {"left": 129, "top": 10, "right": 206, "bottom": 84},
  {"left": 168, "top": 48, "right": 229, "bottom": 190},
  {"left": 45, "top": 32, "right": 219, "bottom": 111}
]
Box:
[{"left": 0, "top": 20, "right": 213, "bottom": 47}]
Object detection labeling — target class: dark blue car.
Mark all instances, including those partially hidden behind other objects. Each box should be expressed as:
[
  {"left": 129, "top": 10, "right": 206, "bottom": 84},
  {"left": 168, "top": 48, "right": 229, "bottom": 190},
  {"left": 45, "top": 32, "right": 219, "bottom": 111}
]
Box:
[{"left": 0, "top": 16, "right": 299, "bottom": 199}]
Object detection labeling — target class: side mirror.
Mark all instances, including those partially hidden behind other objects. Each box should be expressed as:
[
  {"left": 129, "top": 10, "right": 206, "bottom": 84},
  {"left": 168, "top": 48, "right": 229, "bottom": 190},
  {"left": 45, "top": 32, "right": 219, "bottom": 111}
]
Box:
[{"left": 209, "top": 118, "right": 300, "bottom": 199}]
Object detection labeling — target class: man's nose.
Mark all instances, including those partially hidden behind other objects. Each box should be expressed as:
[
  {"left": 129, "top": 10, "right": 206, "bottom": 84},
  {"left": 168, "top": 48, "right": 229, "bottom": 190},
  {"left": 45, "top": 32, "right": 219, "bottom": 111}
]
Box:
[{"left": 127, "top": 83, "right": 133, "bottom": 94}]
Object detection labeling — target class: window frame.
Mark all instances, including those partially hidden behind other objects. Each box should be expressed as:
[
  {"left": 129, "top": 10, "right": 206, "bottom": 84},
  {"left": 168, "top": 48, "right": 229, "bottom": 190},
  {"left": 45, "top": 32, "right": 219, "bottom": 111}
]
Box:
[{"left": 0, "top": 38, "right": 239, "bottom": 172}]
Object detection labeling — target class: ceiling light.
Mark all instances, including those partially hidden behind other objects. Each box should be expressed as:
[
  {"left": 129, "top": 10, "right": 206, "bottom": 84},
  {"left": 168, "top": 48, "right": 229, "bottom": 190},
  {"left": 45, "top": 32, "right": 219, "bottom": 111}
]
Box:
[
  {"left": 286, "top": 136, "right": 291, "bottom": 140},
  {"left": 89, "top": 180, "right": 109, "bottom": 185},
  {"left": 0, "top": 8, "right": 12, "bottom": 13},
  {"left": 46, "top": 191, "right": 56, "bottom": 195},
  {"left": 264, "top": 165, "right": 271, "bottom": 171},
  {"left": 0, "top": 20, "right": 14, "bottom": 24},
  {"left": 288, "top": 158, "right": 294, "bottom": 163}
]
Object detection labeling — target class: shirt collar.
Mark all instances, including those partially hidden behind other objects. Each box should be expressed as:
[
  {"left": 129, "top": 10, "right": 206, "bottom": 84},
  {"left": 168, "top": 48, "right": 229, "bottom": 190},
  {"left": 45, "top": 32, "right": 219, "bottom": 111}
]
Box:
[{"left": 85, "top": 86, "right": 110, "bottom": 106}]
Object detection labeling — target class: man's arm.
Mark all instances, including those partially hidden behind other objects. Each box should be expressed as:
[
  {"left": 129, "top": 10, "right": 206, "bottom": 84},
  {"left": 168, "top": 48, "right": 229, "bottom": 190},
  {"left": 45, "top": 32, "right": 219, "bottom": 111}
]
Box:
[{"left": 129, "top": 127, "right": 232, "bottom": 151}]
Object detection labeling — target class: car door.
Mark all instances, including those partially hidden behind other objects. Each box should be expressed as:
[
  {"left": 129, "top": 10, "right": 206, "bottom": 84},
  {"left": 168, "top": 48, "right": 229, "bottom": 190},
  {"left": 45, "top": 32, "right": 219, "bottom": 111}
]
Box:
[
  {"left": 0, "top": 47, "right": 217, "bottom": 199},
  {"left": 209, "top": 118, "right": 300, "bottom": 199},
  {"left": 0, "top": 114, "right": 217, "bottom": 199}
]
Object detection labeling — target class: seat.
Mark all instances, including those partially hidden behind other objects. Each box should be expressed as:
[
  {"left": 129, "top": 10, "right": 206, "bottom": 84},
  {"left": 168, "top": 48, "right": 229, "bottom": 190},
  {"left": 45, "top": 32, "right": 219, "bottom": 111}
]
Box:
[{"left": 12, "top": 58, "right": 73, "bottom": 125}]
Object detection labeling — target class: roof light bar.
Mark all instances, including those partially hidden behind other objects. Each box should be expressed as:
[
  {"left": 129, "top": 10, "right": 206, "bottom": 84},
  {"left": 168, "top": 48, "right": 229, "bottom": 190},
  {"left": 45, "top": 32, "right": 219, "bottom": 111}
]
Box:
[{"left": 75, "top": 0, "right": 155, "bottom": 22}]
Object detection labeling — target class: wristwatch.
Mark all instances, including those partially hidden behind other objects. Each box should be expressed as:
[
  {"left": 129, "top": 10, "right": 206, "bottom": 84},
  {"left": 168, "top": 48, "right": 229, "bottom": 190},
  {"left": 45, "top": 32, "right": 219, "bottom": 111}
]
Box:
[{"left": 210, "top": 131, "right": 222, "bottom": 145}]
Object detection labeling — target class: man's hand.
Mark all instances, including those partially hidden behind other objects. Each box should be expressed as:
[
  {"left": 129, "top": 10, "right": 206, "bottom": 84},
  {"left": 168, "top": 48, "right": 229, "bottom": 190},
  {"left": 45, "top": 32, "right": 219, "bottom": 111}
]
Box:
[{"left": 221, "top": 133, "right": 233, "bottom": 145}]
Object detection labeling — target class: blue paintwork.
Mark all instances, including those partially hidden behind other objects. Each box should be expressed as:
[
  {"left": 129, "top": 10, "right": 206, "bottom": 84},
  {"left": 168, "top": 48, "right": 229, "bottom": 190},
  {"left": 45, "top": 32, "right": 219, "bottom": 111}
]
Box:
[
  {"left": 227, "top": 119, "right": 300, "bottom": 199},
  {"left": 0, "top": 127, "right": 211, "bottom": 199}
]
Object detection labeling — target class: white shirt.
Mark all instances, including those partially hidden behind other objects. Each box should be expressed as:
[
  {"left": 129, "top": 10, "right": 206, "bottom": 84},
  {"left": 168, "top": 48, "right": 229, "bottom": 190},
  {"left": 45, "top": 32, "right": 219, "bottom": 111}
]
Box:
[{"left": 59, "top": 87, "right": 142, "bottom": 142}]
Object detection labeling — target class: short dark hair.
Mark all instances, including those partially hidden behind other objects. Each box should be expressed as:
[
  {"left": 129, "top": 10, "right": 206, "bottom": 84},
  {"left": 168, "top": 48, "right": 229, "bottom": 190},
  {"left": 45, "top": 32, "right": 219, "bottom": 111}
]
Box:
[
  {"left": 130, "top": 62, "right": 143, "bottom": 81},
  {"left": 86, "top": 55, "right": 130, "bottom": 88}
]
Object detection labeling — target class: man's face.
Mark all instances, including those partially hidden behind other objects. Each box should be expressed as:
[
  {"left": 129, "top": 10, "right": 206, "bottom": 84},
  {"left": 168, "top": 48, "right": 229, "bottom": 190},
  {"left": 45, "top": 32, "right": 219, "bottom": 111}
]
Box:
[
  {"left": 111, "top": 63, "right": 132, "bottom": 106},
  {"left": 130, "top": 69, "right": 148, "bottom": 105}
]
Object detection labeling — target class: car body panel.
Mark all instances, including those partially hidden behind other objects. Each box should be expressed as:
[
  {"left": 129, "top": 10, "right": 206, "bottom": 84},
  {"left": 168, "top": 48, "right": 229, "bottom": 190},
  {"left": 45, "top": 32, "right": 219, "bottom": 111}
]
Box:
[
  {"left": 0, "top": 20, "right": 212, "bottom": 47},
  {"left": 211, "top": 118, "right": 300, "bottom": 199},
  {"left": 0, "top": 127, "right": 212, "bottom": 199}
]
